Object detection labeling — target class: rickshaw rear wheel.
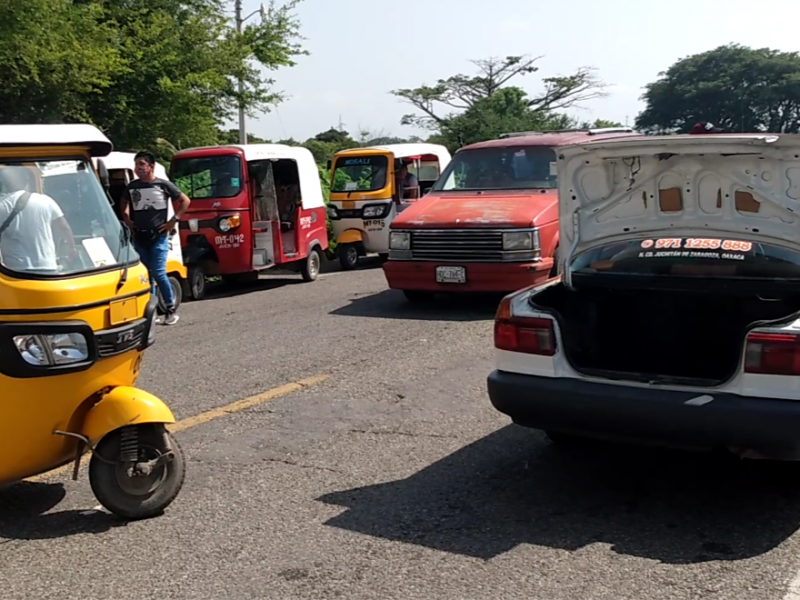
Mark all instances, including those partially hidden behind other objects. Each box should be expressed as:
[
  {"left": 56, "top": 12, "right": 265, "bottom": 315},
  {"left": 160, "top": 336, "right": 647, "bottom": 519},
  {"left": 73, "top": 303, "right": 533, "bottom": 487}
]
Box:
[
  {"left": 301, "top": 247, "right": 322, "bottom": 282},
  {"left": 89, "top": 424, "right": 186, "bottom": 520},
  {"left": 157, "top": 275, "right": 183, "bottom": 314},
  {"left": 337, "top": 244, "right": 359, "bottom": 270}
]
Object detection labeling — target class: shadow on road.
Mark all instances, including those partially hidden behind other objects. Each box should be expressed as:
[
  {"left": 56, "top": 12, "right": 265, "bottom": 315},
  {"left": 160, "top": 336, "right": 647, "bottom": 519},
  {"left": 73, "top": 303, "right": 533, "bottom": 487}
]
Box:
[
  {"left": 0, "top": 482, "right": 125, "bottom": 541},
  {"left": 200, "top": 276, "right": 303, "bottom": 301},
  {"left": 329, "top": 289, "right": 502, "bottom": 322},
  {"left": 318, "top": 424, "right": 800, "bottom": 563}
]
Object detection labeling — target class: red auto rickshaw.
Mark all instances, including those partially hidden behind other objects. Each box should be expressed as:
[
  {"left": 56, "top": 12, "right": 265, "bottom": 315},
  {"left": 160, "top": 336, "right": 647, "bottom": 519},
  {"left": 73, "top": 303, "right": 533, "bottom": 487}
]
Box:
[{"left": 169, "top": 144, "right": 329, "bottom": 299}]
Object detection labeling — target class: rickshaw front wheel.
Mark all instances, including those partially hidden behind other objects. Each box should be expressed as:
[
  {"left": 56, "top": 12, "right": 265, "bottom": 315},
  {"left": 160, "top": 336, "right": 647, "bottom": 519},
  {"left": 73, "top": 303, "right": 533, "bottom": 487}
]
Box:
[
  {"left": 89, "top": 424, "right": 186, "bottom": 520},
  {"left": 337, "top": 244, "right": 359, "bottom": 270},
  {"left": 157, "top": 275, "right": 183, "bottom": 314}
]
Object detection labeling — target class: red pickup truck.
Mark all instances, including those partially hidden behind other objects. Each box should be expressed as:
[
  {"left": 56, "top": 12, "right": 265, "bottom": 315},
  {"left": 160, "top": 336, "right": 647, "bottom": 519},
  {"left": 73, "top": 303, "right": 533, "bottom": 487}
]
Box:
[{"left": 383, "top": 128, "right": 641, "bottom": 302}]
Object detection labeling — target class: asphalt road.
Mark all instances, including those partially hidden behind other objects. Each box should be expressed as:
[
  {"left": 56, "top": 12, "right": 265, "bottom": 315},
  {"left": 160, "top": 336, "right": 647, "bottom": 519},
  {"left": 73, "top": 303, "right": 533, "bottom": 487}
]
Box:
[{"left": 3, "top": 260, "right": 800, "bottom": 599}]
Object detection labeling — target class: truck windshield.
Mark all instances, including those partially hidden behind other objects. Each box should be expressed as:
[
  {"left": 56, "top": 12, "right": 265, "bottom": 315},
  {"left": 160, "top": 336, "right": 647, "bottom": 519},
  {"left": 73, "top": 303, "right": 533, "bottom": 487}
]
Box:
[
  {"left": 433, "top": 146, "right": 557, "bottom": 192},
  {"left": 0, "top": 159, "right": 135, "bottom": 278},
  {"left": 572, "top": 238, "right": 800, "bottom": 281},
  {"left": 171, "top": 155, "right": 242, "bottom": 199},
  {"left": 331, "top": 155, "right": 388, "bottom": 192}
]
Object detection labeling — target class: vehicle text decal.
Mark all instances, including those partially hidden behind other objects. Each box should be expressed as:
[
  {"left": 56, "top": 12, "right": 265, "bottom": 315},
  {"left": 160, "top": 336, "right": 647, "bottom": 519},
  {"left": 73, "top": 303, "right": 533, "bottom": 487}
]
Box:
[{"left": 638, "top": 238, "right": 754, "bottom": 261}]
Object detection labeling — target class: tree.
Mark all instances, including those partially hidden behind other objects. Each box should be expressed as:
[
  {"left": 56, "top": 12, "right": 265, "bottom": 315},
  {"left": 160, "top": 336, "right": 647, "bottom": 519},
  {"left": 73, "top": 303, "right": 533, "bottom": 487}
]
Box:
[
  {"left": 636, "top": 44, "right": 800, "bottom": 134},
  {"left": 391, "top": 55, "right": 607, "bottom": 131}
]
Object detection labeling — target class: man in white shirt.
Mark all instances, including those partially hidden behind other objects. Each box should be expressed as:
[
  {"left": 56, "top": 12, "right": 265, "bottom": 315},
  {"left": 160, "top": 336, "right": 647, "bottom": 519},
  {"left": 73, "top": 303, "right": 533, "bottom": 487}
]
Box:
[{"left": 0, "top": 165, "right": 76, "bottom": 273}]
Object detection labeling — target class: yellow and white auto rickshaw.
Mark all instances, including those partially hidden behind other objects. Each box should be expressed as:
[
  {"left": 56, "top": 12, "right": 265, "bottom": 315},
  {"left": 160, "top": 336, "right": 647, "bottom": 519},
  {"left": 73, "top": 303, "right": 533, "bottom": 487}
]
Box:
[
  {"left": 0, "top": 124, "right": 185, "bottom": 519},
  {"left": 93, "top": 152, "right": 187, "bottom": 312},
  {"left": 327, "top": 143, "right": 451, "bottom": 270}
]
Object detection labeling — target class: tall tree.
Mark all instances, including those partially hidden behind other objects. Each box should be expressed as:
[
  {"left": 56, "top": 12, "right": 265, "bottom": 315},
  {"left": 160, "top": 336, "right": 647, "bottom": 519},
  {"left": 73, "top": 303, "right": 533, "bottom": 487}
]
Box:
[
  {"left": 636, "top": 44, "right": 800, "bottom": 134},
  {"left": 391, "top": 55, "right": 607, "bottom": 132}
]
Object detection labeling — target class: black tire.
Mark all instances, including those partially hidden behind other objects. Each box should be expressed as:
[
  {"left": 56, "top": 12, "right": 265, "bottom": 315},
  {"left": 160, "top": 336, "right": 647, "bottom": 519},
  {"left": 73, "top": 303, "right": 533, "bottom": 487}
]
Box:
[
  {"left": 337, "top": 243, "right": 359, "bottom": 270},
  {"left": 187, "top": 265, "right": 206, "bottom": 300},
  {"left": 157, "top": 275, "right": 183, "bottom": 314},
  {"left": 378, "top": 253, "right": 389, "bottom": 263},
  {"left": 89, "top": 424, "right": 186, "bottom": 520},
  {"left": 403, "top": 290, "right": 435, "bottom": 304},
  {"left": 301, "top": 247, "right": 321, "bottom": 282}
]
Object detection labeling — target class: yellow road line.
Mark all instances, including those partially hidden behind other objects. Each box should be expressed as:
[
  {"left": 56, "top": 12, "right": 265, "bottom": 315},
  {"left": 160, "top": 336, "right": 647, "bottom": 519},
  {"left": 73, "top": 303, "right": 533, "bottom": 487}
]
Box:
[{"left": 25, "top": 373, "right": 329, "bottom": 483}]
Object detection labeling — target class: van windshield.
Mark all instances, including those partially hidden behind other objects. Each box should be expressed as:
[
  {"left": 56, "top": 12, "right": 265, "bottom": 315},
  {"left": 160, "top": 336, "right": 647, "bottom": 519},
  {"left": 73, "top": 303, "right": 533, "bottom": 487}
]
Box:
[
  {"left": 171, "top": 155, "right": 242, "bottom": 199},
  {"left": 331, "top": 155, "right": 388, "bottom": 192},
  {"left": 572, "top": 238, "right": 800, "bottom": 281},
  {"left": 0, "top": 159, "right": 135, "bottom": 278},
  {"left": 432, "top": 146, "right": 557, "bottom": 192}
]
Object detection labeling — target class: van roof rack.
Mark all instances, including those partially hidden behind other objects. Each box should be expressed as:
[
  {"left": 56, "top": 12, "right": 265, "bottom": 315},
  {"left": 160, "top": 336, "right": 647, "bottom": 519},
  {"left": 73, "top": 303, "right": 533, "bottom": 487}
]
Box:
[{"left": 498, "top": 127, "right": 635, "bottom": 139}]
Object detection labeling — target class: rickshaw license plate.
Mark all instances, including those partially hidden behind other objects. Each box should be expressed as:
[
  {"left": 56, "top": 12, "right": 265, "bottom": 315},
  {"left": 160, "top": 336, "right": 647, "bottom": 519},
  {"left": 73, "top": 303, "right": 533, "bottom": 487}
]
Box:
[
  {"left": 109, "top": 298, "right": 138, "bottom": 325},
  {"left": 436, "top": 266, "right": 466, "bottom": 284}
]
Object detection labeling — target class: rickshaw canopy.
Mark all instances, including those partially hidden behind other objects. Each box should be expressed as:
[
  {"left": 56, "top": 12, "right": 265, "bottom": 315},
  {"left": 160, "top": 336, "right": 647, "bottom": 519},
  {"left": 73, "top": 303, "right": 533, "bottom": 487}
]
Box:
[
  {"left": 0, "top": 123, "right": 113, "bottom": 156},
  {"left": 335, "top": 143, "right": 451, "bottom": 166}
]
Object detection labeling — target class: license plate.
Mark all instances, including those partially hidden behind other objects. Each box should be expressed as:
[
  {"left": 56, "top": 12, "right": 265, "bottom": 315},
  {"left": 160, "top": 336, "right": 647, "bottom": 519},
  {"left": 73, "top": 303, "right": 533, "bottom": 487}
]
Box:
[
  {"left": 435, "top": 266, "right": 466, "bottom": 284},
  {"left": 109, "top": 298, "right": 139, "bottom": 325}
]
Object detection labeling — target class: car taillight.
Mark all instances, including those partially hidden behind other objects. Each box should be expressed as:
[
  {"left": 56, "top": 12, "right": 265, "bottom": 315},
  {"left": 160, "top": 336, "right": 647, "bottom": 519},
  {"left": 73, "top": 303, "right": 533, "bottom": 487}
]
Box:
[
  {"left": 744, "top": 331, "right": 800, "bottom": 375},
  {"left": 494, "top": 295, "right": 556, "bottom": 356}
]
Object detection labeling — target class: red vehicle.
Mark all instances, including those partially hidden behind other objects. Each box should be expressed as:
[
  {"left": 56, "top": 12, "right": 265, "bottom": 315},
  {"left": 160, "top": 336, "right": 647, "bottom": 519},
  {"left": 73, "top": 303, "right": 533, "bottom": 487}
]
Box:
[
  {"left": 383, "top": 128, "right": 642, "bottom": 301},
  {"left": 169, "top": 144, "right": 329, "bottom": 300}
]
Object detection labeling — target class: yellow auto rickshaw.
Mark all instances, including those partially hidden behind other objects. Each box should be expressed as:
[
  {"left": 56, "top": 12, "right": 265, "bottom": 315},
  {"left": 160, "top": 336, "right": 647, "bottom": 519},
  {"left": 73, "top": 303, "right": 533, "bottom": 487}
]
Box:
[{"left": 0, "top": 124, "right": 185, "bottom": 519}]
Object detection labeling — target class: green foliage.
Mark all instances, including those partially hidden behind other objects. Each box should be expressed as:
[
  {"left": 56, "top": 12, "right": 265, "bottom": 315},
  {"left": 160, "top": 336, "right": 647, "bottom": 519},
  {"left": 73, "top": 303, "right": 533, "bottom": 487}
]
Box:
[
  {"left": 636, "top": 44, "right": 800, "bottom": 133},
  {"left": 391, "top": 55, "right": 612, "bottom": 152},
  {"left": 0, "top": 0, "right": 307, "bottom": 153}
]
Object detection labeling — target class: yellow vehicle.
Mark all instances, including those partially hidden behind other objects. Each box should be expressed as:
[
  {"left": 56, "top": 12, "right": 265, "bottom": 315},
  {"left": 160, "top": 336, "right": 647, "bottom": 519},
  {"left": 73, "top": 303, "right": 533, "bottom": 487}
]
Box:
[
  {"left": 0, "top": 124, "right": 185, "bottom": 519},
  {"left": 93, "top": 151, "right": 187, "bottom": 313},
  {"left": 327, "top": 143, "right": 451, "bottom": 269}
]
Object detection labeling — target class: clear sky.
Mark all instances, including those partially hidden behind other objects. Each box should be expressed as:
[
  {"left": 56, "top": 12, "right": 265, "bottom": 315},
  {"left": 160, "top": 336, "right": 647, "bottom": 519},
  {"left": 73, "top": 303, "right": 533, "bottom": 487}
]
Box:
[{"left": 238, "top": 0, "right": 799, "bottom": 142}]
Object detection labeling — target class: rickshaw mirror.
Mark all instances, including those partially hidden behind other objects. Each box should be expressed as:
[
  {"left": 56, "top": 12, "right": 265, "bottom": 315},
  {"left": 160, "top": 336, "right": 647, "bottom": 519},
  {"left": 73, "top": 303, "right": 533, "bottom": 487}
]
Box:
[
  {"left": 96, "top": 159, "right": 110, "bottom": 190},
  {"left": 326, "top": 159, "right": 332, "bottom": 170}
]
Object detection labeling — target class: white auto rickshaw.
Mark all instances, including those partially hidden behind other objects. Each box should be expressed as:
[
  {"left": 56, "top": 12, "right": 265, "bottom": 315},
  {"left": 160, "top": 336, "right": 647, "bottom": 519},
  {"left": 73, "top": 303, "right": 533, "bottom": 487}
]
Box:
[
  {"left": 326, "top": 143, "right": 451, "bottom": 270},
  {"left": 92, "top": 152, "right": 187, "bottom": 313}
]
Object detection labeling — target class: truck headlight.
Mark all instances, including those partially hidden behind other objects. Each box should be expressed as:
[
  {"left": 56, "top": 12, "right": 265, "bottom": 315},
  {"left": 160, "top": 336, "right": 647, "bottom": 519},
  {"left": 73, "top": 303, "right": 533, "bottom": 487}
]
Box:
[
  {"left": 503, "top": 230, "right": 539, "bottom": 251},
  {"left": 390, "top": 231, "right": 410, "bottom": 250},
  {"left": 14, "top": 333, "right": 89, "bottom": 366}
]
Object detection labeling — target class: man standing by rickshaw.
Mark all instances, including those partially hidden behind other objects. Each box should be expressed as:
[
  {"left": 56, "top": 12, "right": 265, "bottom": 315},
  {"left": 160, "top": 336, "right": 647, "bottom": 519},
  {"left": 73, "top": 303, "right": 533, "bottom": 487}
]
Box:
[{"left": 119, "top": 151, "right": 191, "bottom": 325}]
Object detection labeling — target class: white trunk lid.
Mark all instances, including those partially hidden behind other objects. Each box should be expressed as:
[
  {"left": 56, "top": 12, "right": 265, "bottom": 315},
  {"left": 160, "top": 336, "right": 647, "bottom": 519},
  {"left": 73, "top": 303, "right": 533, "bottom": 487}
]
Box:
[{"left": 557, "top": 134, "right": 800, "bottom": 286}]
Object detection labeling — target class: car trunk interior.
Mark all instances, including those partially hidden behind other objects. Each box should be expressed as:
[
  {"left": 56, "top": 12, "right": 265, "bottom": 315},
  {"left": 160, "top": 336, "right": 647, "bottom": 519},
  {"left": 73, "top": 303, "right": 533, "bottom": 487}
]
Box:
[{"left": 532, "top": 284, "right": 800, "bottom": 384}]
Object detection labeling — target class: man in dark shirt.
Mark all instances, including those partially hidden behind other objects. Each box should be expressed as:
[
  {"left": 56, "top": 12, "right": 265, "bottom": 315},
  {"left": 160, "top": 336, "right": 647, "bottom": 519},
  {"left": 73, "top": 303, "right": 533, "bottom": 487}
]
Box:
[{"left": 120, "top": 150, "right": 191, "bottom": 325}]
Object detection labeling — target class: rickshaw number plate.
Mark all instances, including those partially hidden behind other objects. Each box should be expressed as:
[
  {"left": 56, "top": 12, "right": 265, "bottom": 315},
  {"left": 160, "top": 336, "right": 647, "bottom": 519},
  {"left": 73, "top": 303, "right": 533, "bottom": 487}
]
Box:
[
  {"left": 435, "top": 266, "right": 466, "bottom": 284},
  {"left": 109, "top": 298, "right": 139, "bottom": 325}
]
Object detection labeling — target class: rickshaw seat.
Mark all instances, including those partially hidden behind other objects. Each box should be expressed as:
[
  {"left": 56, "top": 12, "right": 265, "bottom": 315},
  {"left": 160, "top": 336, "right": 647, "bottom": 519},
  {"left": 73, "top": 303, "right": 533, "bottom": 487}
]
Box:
[{"left": 280, "top": 221, "right": 293, "bottom": 232}]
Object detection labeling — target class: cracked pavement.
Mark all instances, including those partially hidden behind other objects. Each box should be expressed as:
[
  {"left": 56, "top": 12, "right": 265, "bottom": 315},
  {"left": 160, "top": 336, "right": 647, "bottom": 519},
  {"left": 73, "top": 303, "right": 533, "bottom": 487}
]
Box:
[{"left": 2, "top": 261, "right": 800, "bottom": 599}]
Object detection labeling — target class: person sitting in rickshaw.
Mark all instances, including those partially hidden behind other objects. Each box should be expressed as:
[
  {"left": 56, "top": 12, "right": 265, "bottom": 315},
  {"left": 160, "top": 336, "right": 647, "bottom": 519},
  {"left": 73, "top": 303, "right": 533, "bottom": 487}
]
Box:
[
  {"left": 0, "top": 164, "right": 77, "bottom": 273},
  {"left": 395, "top": 162, "right": 419, "bottom": 200}
]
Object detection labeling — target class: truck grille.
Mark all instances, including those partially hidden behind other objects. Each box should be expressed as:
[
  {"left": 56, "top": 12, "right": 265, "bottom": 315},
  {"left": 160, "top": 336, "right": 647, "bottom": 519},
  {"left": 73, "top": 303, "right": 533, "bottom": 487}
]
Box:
[{"left": 411, "top": 229, "right": 504, "bottom": 262}]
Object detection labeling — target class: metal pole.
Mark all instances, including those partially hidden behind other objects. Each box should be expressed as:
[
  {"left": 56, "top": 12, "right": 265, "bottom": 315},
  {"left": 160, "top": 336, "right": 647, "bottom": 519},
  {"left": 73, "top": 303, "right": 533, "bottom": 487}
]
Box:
[{"left": 235, "top": 0, "right": 246, "bottom": 144}]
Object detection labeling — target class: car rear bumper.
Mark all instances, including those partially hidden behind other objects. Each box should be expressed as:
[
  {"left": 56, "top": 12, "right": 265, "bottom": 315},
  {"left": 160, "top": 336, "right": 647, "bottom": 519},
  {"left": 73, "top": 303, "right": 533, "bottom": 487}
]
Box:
[
  {"left": 383, "top": 260, "right": 553, "bottom": 293},
  {"left": 487, "top": 370, "right": 800, "bottom": 454}
]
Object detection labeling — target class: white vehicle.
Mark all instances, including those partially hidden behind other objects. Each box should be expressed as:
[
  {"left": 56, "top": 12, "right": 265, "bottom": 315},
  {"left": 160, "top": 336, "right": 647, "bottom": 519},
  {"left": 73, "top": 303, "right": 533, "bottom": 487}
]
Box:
[
  {"left": 487, "top": 133, "right": 800, "bottom": 460},
  {"left": 93, "top": 152, "right": 186, "bottom": 312},
  {"left": 327, "top": 143, "right": 451, "bottom": 270}
]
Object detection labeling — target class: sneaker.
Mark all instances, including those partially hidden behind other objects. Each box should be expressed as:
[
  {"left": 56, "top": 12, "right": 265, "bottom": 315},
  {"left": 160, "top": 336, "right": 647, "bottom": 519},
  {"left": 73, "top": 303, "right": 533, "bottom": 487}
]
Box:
[{"left": 163, "top": 311, "right": 180, "bottom": 326}]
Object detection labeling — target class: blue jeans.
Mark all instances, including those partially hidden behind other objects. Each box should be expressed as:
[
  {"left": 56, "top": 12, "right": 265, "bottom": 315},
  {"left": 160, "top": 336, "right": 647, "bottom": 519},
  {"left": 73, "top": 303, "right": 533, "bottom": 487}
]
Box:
[{"left": 135, "top": 234, "right": 174, "bottom": 310}]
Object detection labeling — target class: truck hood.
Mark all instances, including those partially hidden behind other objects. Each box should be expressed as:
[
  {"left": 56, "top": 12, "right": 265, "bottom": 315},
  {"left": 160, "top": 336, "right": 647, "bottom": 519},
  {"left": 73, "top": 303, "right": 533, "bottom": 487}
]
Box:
[
  {"left": 393, "top": 191, "right": 556, "bottom": 228},
  {"left": 557, "top": 134, "right": 800, "bottom": 277}
]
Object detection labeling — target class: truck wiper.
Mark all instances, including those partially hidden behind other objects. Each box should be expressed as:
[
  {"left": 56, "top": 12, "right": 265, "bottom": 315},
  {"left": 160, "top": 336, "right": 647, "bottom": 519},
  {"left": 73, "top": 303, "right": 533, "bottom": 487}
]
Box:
[{"left": 116, "top": 223, "right": 132, "bottom": 293}]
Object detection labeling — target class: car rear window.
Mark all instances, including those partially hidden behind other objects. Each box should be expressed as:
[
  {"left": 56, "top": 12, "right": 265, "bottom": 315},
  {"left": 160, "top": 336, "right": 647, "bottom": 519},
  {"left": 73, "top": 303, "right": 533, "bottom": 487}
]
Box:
[{"left": 571, "top": 238, "right": 800, "bottom": 281}]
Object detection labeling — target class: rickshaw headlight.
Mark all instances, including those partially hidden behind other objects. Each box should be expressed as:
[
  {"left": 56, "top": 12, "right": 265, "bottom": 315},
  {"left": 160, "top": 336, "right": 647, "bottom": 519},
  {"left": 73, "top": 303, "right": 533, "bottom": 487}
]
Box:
[
  {"left": 13, "top": 333, "right": 90, "bottom": 366},
  {"left": 362, "top": 204, "right": 388, "bottom": 218},
  {"left": 389, "top": 231, "right": 410, "bottom": 250},
  {"left": 219, "top": 218, "right": 231, "bottom": 232},
  {"left": 327, "top": 204, "right": 338, "bottom": 218}
]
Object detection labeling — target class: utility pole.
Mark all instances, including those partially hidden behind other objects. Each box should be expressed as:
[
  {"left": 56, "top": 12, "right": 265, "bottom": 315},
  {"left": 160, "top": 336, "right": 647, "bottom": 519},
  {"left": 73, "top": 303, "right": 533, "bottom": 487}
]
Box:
[
  {"left": 234, "top": 1, "right": 266, "bottom": 145},
  {"left": 235, "top": 0, "right": 246, "bottom": 144}
]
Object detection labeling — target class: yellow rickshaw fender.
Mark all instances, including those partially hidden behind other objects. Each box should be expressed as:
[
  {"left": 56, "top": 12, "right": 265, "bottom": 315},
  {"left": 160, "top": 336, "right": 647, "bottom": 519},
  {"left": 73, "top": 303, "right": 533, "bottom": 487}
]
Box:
[
  {"left": 337, "top": 229, "right": 364, "bottom": 244},
  {"left": 81, "top": 386, "right": 177, "bottom": 444},
  {"left": 167, "top": 259, "right": 187, "bottom": 279}
]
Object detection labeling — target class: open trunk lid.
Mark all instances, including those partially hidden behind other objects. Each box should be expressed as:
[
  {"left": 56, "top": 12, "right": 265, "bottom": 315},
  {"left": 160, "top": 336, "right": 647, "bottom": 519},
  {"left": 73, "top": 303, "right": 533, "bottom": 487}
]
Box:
[{"left": 556, "top": 134, "right": 800, "bottom": 288}]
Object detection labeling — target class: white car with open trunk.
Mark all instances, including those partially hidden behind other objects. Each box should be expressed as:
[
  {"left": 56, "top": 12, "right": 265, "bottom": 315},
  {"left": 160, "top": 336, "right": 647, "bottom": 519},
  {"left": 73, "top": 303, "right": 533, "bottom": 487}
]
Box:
[{"left": 487, "top": 133, "right": 800, "bottom": 460}]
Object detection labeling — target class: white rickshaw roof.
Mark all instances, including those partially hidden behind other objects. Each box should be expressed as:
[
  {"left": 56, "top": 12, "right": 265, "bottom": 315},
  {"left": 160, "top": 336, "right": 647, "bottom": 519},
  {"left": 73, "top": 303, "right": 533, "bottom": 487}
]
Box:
[
  {"left": 336, "top": 143, "right": 452, "bottom": 164},
  {"left": 93, "top": 151, "right": 168, "bottom": 179},
  {"left": 0, "top": 123, "right": 113, "bottom": 156}
]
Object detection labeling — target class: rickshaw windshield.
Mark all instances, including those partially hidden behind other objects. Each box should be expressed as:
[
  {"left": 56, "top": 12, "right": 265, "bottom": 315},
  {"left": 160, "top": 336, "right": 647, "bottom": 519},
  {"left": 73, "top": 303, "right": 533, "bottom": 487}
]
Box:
[
  {"left": 331, "top": 155, "right": 389, "bottom": 192},
  {"left": 0, "top": 159, "right": 135, "bottom": 278}
]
